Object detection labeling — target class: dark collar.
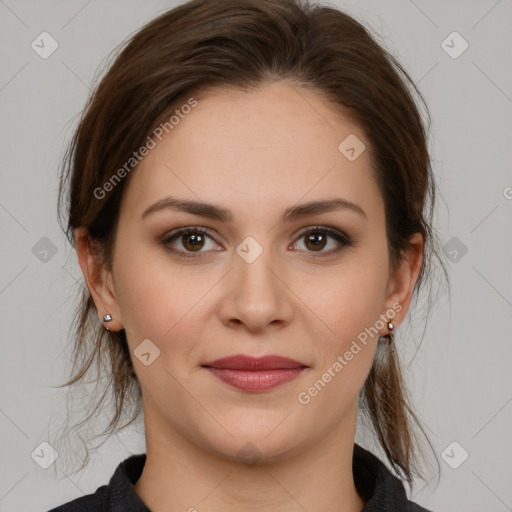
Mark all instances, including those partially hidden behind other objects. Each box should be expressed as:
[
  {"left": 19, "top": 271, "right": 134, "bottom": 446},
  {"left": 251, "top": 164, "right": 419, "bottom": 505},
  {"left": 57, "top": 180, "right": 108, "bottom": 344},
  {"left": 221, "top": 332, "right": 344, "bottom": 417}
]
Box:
[
  {"left": 352, "top": 444, "right": 430, "bottom": 511},
  {"left": 106, "top": 444, "right": 431, "bottom": 511}
]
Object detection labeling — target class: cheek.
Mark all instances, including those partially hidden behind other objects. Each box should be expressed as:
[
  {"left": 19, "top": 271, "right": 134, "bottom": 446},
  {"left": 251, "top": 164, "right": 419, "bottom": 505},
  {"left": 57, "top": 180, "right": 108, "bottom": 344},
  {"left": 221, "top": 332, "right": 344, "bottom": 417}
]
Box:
[
  {"left": 113, "top": 245, "right": 216, "bottom": 362},
  {"left": 300, "top": 257, "right": 388, "bottom": 392},
  {"left": 296, "top": 280, "right": 384, "bottom": 424},
  {"left": 113, "top": 258, "right": 206, "bottom": 404},
  {"left": 308, "top": 260, "right": 389, "bottom": 341},
  {"left": 114, "top": 264, "right": 168, "bottom": 336},
  {"left": 112, "top": 242, "right": 181, "bottom": 350}
]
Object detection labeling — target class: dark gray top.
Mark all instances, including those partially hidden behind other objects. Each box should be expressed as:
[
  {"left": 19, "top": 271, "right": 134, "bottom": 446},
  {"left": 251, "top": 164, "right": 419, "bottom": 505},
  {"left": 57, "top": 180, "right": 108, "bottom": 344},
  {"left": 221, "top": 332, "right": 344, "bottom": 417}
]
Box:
[{"left": 47, "top": 443, "right": 433, "bottom": 511}]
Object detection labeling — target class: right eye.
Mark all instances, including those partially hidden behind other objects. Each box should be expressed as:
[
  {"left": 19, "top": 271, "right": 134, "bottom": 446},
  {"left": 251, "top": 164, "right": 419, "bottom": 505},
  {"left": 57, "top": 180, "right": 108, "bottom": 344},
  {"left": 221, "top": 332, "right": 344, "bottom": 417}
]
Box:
[{"left": 160, "top": 227, "right": 222, "bottom": 258}]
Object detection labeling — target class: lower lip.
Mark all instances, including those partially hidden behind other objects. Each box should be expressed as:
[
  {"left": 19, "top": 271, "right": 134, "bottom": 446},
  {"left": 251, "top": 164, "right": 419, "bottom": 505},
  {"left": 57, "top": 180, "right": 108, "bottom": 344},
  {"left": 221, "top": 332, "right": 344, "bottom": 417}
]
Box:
[{"left": 204, "top": 367, "right": 306, "bottom": 391}]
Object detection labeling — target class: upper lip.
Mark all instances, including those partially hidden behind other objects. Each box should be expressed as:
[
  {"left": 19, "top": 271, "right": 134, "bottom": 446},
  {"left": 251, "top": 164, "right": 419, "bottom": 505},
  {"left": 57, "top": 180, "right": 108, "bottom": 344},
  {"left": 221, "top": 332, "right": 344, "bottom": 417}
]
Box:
[{"left": 202, "top": 355, "right": 308, "bottom": 370}]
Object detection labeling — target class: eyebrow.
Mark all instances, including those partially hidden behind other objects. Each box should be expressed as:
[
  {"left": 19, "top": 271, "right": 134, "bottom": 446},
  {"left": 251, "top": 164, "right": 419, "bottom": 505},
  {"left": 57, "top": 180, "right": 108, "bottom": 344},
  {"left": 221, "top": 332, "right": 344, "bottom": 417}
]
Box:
[{"left": 140, "top": 196, "right": 367, "bottom": 223}]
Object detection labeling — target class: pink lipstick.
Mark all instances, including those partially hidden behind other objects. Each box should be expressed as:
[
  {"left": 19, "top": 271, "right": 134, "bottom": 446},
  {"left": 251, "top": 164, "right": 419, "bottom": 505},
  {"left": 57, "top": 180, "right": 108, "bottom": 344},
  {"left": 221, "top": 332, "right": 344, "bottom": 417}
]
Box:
[{"left": 202, "top": 355, "right": 307, "bottom": 392}]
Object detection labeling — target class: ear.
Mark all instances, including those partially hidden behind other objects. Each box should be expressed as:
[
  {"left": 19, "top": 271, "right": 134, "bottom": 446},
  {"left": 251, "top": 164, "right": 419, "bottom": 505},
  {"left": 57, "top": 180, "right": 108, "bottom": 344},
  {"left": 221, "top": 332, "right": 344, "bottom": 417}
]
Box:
[
  {"left": 74, "top": 227, "right": 123, "bottom": 331},
  {"left": 380, "top": 232, "right": 424, "bottom": 332}
]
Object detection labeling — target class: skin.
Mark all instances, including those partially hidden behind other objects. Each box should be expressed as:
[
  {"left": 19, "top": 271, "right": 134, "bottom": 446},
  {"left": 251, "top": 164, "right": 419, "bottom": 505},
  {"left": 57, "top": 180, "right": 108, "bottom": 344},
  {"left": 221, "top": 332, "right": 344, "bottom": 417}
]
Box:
[{"left": 76, "top": 81, "right": 423, "bottom": 512}]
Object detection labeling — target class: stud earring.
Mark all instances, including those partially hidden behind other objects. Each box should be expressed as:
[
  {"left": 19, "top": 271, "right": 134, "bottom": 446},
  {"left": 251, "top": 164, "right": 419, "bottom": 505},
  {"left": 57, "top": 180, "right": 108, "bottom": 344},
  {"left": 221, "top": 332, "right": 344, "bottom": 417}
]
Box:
[
  {"left": 386, "top": 321, "right": 394, "bottom": 344},
  {"left": 103, "top": 314, "right": 112, "bottom": 330}
]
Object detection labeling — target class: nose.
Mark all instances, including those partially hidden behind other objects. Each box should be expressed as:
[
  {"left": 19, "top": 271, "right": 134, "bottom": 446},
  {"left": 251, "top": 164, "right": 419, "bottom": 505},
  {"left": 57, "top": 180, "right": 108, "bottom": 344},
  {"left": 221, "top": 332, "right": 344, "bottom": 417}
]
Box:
[{"left": 217, "top": 243, "right": 294, "bottom": 333}]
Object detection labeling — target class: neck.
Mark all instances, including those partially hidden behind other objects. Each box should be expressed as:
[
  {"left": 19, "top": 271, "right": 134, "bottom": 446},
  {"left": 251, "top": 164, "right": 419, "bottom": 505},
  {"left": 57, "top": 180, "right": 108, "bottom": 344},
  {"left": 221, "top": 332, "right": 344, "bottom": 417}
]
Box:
[{"left": 134, "top": 403, "right": 365, "bottom": 512}]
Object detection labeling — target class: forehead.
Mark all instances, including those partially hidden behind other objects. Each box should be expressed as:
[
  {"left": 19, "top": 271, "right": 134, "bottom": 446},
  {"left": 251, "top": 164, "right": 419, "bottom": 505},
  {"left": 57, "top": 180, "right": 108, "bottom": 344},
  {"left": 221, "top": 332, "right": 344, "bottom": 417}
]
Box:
[{"left": 119, "top": 81, "right": 383, "bottom": 224}]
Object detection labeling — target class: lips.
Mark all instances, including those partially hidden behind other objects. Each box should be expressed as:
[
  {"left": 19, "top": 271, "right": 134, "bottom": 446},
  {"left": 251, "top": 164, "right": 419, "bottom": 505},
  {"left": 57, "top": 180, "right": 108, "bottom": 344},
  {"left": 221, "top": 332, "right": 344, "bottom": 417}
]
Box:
[
  {"left": 202, "top": 355, "right": 308, "bottom": 392},
  {"left": 202, "top": 355, "right": 307, "bottom": 370}
]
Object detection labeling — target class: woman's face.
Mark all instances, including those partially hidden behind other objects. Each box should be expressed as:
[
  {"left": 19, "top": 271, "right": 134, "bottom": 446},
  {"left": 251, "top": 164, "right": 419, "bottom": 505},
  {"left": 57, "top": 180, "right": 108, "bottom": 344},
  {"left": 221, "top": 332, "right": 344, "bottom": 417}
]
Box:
[{"left": 85, "top": 81, "right": 420, "bottom": 461}]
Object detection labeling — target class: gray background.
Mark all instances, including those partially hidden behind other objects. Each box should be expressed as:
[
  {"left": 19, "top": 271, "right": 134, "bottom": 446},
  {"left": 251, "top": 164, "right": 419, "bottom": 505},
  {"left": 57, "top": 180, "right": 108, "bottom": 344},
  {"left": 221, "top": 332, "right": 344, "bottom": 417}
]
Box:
[{"left": 1, "top": 0, "right": 511, "bottom": 511}]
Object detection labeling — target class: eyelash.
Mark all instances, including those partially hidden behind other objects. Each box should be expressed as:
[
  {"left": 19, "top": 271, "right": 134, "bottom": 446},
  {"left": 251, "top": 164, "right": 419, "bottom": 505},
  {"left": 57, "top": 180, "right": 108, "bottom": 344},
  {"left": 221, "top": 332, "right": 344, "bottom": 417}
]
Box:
[{"left": 160, "top": 225, "right": 353, "bottom": 260}]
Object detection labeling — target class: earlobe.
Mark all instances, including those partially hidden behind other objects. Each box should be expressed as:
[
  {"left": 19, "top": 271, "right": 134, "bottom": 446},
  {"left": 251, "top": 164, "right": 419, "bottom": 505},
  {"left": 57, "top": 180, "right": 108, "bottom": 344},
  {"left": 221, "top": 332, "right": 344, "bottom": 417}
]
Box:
[
  {"left": 74, "top": 227, "right": 123, "bottom": 331},
  {"left": 382, "top": 232, "right": 424, "bottom": 329}
]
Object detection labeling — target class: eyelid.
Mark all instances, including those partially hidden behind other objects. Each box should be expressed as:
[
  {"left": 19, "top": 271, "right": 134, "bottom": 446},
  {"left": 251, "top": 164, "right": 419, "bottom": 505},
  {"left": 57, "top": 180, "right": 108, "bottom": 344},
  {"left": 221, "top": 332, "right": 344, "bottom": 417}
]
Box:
[
  {"left": 293, "top": 225, "right": 348, "bottom": 240},
  {"left": 160, "top": 227, "right": 219, "bottom": 249}
]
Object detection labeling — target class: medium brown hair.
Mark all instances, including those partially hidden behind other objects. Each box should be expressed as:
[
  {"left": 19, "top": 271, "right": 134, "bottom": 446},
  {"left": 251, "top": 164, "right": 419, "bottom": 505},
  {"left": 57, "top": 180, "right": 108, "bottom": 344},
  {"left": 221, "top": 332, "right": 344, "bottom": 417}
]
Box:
[{"left": 56, "top": 0, "right": 447, "bottom": 486}]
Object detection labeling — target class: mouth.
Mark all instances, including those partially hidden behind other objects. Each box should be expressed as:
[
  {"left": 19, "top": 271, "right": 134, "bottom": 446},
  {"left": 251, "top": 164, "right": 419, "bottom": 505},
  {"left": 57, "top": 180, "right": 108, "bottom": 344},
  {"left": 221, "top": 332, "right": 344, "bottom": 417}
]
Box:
[{"left": 201, "top": 355, "right": 308, "bottom": 392}]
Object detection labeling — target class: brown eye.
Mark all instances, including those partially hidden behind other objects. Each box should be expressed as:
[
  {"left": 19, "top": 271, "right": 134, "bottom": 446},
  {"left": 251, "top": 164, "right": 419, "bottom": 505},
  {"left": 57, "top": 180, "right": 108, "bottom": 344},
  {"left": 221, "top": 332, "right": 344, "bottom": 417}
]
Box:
[
  {"left": 293, "top": 226, "right": 353, "bottom": 258},
  {"left": 304, "top": 231, "right": 328, "bottom": 252},
  {"left": 161, "top": 228, "right": 219, "bottom": 258},
  {"left": 181, "top": 232, "right": 206, "bottom": 252},
  {"left": 161, "top": 225, "right": 353, "bottom": 260}
]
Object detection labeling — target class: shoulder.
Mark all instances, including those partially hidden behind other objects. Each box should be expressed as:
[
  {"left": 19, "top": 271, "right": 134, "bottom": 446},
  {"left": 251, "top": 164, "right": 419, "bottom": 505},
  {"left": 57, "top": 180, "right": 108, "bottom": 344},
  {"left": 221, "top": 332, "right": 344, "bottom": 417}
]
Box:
[
  {"left": 409, "top": 504, "right": 434, "bottom": 512},
  {"left": 353, "top": 444, "right": 435, "bottom": 511},
  {"left": 46, "top": 484, "right": 109, "bottom": 511},
  {"left": 46, "top": 453, "right": 148, "bottom": 512}
]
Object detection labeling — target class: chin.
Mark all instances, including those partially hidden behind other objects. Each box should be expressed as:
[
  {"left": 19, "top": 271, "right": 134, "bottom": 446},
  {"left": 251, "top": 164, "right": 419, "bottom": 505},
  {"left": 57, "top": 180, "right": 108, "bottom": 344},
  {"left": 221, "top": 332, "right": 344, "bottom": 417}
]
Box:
[
  {"left": 211, "top": 435, "right": 304, "bottom": 466},
  {"left": 195, "top": 415, "right": 310, "bottom": 465}
]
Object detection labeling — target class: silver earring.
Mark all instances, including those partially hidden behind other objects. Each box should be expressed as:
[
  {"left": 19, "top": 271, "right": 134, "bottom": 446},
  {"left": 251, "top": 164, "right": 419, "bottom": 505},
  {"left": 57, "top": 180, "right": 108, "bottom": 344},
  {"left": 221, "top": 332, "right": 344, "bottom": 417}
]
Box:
[
  {"left": 386, "top": 321, "right": 394, "bottom": 344},
  {"left": 103, "top": 314, "right": 112, "bottom": 330}
]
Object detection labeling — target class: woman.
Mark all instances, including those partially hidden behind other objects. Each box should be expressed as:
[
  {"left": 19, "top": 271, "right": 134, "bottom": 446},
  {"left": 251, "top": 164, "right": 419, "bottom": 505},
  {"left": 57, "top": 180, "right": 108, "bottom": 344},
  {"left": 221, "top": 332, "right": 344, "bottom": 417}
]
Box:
[{"left": 49, "top": 0, "right": 446, "bottom": 510}]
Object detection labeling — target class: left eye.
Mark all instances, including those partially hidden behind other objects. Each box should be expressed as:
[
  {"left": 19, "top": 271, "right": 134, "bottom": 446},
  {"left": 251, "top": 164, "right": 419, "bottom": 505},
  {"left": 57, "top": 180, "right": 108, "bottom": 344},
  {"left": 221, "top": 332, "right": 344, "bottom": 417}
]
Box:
[
  {"left": 292, "top": 227, "right": 351, "bottom": 255},
  {"left": 161, "top": 226, "right": 352, "bottom": 258}
]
